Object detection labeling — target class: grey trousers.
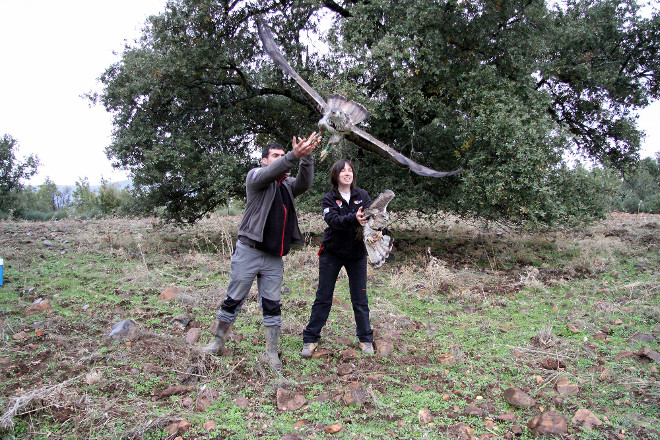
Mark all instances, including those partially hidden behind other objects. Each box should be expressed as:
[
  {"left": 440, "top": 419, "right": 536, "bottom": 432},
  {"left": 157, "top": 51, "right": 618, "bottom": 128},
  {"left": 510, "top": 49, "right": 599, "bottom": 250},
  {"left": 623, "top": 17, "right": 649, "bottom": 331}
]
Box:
[{"left": 215, "top": 241, "right": 284, "bottom": 327}]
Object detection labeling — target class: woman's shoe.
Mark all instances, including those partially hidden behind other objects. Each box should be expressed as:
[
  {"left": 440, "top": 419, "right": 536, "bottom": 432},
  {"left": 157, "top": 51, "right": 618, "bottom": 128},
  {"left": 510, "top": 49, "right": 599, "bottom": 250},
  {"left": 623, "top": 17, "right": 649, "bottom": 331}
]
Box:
[
  {"left": 300, "top": 342, "right": 318, "bottom": 358},
  {"left": 359, "top": 342, "right": 374, "bottom": 354}
]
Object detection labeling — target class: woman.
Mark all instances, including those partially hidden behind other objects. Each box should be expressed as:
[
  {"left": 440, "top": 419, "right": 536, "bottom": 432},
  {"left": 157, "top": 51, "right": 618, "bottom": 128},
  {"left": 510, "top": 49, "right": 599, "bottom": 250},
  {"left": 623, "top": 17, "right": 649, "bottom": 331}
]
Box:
[{"left": 301, "top": 159, "right": 374, "bottom": 357}]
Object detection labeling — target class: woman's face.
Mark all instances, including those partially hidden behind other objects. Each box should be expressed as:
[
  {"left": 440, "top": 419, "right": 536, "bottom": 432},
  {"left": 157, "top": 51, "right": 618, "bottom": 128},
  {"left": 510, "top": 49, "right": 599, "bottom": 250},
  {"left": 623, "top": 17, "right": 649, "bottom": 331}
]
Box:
[{"left": 338, "top": 163, "right": 354, "bottom": 187}]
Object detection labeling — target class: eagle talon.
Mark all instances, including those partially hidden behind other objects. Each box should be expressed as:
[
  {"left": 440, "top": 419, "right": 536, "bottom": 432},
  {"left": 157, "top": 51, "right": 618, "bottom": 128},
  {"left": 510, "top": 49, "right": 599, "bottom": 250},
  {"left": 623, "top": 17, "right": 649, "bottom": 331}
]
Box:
[{"left": 366, "top": 231, "right": 383, "bottom": 244}]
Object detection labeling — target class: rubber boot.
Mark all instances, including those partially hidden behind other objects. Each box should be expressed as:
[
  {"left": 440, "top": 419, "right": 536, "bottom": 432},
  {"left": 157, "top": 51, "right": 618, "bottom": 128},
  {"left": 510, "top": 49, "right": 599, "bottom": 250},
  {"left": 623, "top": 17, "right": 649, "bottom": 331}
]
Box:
[
  {"left": 203, "top": 319, "right": 232, "bottom": 355},
  {"left": 261, "top": 326, "right": 282, "bottom": 371}
]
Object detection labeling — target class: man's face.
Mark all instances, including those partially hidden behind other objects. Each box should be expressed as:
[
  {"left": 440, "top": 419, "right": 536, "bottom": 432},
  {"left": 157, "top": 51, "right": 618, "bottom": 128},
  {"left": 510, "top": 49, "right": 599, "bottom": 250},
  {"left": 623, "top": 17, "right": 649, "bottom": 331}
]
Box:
[{"left": 262, "top": 148, "right": 285, "bottom": 166}]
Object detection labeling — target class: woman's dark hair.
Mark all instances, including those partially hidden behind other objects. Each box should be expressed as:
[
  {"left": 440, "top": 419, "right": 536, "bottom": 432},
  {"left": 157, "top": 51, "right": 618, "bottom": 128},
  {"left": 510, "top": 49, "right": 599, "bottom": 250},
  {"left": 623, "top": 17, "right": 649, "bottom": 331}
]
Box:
[{"left": 329, "top": 159, "right": 355, "bottom": 191}]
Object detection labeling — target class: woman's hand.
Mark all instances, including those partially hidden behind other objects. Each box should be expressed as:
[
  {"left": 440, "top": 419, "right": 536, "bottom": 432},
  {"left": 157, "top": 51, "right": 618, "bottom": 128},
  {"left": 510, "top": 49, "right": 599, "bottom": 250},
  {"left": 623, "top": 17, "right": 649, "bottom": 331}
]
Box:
[{"left": 356, "top": 206, "right": 368, "bottom": 226}]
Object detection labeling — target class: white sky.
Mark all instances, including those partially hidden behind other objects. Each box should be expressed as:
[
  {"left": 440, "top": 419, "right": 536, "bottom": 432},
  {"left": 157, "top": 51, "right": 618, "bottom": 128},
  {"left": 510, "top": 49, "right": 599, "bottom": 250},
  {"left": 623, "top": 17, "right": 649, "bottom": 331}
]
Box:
[{"left": 1, "top": 2, "right": 658, "bottom": 187}]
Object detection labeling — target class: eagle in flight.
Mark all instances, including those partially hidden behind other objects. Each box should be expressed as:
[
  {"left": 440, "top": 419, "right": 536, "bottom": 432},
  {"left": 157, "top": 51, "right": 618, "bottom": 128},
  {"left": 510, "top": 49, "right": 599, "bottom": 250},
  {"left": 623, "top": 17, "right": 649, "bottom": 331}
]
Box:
[{"left": 256, "top": 18, "right": 462, "bottom": 178}]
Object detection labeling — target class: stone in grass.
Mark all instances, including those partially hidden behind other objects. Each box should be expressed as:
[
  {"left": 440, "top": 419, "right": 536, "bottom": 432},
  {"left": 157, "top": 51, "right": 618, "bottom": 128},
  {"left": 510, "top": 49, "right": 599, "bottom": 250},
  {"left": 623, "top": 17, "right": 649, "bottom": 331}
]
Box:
[
  {"left": 630, "top": 333, "right": 655, "bottom": 343},
  {"left": 464, "top": 405, "right": 484, "bottom": 416},
  {"left": 336, "top": 363, "right": 354, "bottom": 376},
  {"left": 572, "top": 408, "right": 603, "bottom": 431},
  {"left": 158, "top": 286, "right": 179, "bottom": 300},
  {"left": 341, "top": 349, "right": 359, "bottom": 360},
  {"left": 567, "top": 323, "right": 580, "bottom": 334},
  {"left": 108, "top": 319, "right": 141, "bottom": 340},
  {"left": 234, "top": 396, "right": 249, "bottom": 408},
  {"left": 185, "top": 328, "right": 202, "bottom": 344},
  {"left": 418, "top": 408, "right": 434, "bottom": 424},
  {"left": 202, "top": 420, "right": 216, "bottom": 431},
  {"left": 195, "top": 389, "right": 218, "bottom": 412},
  {"left": 26, "top": 298, "right": 52, "bottom": 316},
  {"left": 503, "top": 387, "right": 536, "bottom": 408},
  {"left": 638, "top": 347, "right": 660, "bottom": 363},
  {"left": 555, "top": 377, "right": 579, "bottom": 395},
  {"left": 311, "top": 348, "right": 332, "bottom": 359},
  {"left": 276, "top": 388, "right": 306, "bottom": 412},
  {"left": 171, "top": 314, "right": 193, "bottom": 329},
  {"left": 540, "top": 358, "right": 566, "bottom": 370},
  {"left": 343, "top": 383, "right": 368, "bottom": 406},
  {"left": 155, "top": 385, "right": 189, "bottom": 400},
  {"left": 325, "top": 423, "right": 342, "bottom": 434},
  {"left": 375, "top": 340, "right": 394, "bottom": 356},
  {"left": 527, "top": 411, "right": 567, "bottom": 436},
  {"left": 448, "top": 422, "right": 473, "bottom": 440},
  {"left": 165, "top": 420, "right": 191, "bottom": 436}
]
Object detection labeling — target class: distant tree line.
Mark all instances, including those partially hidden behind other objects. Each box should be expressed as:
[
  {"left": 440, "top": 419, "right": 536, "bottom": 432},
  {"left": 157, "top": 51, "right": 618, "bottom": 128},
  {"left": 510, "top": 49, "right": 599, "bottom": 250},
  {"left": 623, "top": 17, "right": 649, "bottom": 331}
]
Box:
[
  {"left": 1, "top": 132, "right": 659, "bottom": 222},
  {"left": 0, "top": 134, "right": 141, "bottom": 220}
]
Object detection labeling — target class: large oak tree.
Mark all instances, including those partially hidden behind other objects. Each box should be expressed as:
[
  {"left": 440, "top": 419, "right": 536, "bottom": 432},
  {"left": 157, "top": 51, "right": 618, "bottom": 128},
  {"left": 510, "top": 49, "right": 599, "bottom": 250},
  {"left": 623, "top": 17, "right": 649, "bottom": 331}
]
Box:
[{"left": 93, "top": 0, "right": 660, "bottom": 223}]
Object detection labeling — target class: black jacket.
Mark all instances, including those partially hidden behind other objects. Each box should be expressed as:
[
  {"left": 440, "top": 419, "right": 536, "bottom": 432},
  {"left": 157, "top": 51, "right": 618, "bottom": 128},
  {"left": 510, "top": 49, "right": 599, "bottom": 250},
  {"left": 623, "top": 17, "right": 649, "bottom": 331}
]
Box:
[{"left": 320, "top": 187, "right": 371, "bottom": 260}]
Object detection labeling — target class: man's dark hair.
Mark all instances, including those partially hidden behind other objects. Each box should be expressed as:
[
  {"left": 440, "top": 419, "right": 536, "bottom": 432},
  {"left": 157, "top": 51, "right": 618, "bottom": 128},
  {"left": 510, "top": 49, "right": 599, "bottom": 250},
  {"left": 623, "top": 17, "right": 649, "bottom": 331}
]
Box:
[
  {"left": 262, "top": 142, "right": 284, "bottom": 159},
  {"left": 329, "top": 159, "right": 356, "bottom": 191}
]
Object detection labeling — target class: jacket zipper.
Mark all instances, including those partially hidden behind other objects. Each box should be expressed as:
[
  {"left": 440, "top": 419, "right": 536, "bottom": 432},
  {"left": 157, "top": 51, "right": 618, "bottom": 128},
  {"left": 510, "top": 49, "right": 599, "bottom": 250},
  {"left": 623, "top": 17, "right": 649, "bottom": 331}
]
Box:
[
  {"left": 280, "top": 203, "right": 287, "bottom": 256},
  {"left": 278, "top": 176, "right": 288, "bottom": 257}
]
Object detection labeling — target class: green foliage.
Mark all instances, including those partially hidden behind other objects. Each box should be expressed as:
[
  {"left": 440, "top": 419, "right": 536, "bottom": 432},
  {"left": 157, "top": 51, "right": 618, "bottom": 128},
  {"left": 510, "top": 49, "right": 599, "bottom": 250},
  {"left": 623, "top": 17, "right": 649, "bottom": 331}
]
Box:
[
  {"left": 8, "top": 175, "right": 150, "bottom": 220},
  {"left": 617, "top": 154, "right": 660, "bottom": 213},
  {"left": 72, "top": 177, "right": 98, "bottom": 212},
  {"left": 92, "top": 0, "right": 660, "bottom": 224},
  {"left": 548, "top": 164, "right": 621, "bottom": 224},
  {"left": 0, "top": 134, "right": 39, "bottom": 215}
]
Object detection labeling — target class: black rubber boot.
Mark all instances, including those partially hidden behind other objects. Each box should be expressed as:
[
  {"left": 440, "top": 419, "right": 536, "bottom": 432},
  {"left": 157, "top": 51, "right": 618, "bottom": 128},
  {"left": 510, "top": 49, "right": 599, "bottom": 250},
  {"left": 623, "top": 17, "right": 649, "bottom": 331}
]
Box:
[
  {"left": 203, "top": 319, "right": 232, "bottom": 355},
  {"left": 261, "top": 326, "right": 282, "bottom": 371}
]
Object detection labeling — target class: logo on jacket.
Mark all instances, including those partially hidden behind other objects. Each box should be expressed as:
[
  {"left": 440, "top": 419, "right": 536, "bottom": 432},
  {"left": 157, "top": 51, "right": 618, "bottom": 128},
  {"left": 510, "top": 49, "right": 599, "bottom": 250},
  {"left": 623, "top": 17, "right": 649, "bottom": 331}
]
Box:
[
  {"left": 336, "top": 200, "right": 343, "bottom": 207},
  {"left": 354, "top": 199, "right": 363, "bottom": 204}
]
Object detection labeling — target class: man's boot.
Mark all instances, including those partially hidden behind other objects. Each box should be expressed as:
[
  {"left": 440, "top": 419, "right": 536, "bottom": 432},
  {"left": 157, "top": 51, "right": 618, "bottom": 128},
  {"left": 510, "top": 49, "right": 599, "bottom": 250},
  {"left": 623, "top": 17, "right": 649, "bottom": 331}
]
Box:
[
  {"left": 203, "top": 319, "right": 232, "bottom": 355},
  {"left": 262, "top": 326, "right": 282, "bottom": 371}
]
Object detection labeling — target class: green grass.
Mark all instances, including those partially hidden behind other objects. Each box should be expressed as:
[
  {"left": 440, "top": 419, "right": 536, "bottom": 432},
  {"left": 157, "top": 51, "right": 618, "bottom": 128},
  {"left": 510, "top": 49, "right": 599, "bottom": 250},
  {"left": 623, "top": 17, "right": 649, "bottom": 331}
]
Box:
[{"left": 0, "top": 213, "right": 658, "bottom": 439}]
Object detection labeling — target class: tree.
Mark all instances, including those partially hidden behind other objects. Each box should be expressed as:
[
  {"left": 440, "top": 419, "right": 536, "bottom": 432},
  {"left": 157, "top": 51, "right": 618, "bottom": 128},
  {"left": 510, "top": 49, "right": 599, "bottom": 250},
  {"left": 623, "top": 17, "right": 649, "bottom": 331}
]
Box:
[
  {"left": 619, "top": 154, "right": 660, "bottom": 213},
  {"left": 97, "top": 177, "right": 122, "bottom": 214},
  {"left": 0, "top": 134, "right": 39, "bottom": 215},
  {"left": 34, "top": 177, "right": 60, "bottom": 212},
  {"left": 72, "top": 177, "right": 97, "bottom": 213},
  {"left": 94, "top": 0, "right": 660, "bottom": 224}
]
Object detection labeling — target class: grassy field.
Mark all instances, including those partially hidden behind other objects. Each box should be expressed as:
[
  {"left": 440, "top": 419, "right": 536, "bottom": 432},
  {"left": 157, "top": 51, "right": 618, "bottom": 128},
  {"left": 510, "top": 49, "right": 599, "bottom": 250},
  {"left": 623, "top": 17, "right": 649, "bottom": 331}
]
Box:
[{"left": 0, "top": 212, "right": 658, "bottom": 439}]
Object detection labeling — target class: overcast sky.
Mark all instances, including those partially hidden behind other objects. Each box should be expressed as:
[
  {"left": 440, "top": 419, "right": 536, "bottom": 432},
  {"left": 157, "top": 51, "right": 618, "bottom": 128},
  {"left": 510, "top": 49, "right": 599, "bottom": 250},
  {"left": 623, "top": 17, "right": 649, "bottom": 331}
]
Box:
[{"left": 1, "top": 2, "right": 658, "bottom": 187}]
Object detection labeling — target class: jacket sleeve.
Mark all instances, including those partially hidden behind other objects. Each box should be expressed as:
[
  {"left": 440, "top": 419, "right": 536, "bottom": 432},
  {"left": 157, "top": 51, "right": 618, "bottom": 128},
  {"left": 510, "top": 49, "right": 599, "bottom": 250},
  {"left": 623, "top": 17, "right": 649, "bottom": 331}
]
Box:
[
  {"left": 246, "top": 151, "right": 300, "bottom": 191},
  {"left": 288, "top": 154, "right": 314, "bottom": 197},
  {"left": 322, "top": 193, "right": 359, "bottom": 231}
]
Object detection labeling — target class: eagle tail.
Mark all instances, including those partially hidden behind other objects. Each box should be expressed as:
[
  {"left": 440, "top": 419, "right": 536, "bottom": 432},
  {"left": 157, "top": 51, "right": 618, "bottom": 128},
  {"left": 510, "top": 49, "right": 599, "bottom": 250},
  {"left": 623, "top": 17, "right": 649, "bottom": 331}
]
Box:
[{"left": 364, "top": 225, "right": 393, "bottom": 268}]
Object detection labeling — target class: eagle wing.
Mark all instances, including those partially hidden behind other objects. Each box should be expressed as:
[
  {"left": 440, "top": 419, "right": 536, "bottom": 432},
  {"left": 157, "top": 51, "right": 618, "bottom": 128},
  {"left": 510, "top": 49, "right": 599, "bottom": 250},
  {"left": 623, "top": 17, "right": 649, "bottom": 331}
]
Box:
[
  {"left": 363, "top": 189, "right": 395, "bottom": 268},
  {"left": 256, "top": 18, "right": 327, "bottom": 114},
  {"left": 365, "top": 189, "right": 395, "bottom": 218},
  {"left": 345, "top": 127, "right": 462, "bottom": 178}
]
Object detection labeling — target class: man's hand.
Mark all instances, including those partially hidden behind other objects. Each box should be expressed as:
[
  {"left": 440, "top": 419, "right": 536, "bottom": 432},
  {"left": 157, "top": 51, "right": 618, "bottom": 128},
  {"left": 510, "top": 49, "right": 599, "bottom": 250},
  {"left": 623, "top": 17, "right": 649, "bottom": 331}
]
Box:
[
  {"left": 293, "top": 131, "right": 321, "bottom": 158},
  {"left": 356, "top": 206, "right": 368, "bottom": 226}
]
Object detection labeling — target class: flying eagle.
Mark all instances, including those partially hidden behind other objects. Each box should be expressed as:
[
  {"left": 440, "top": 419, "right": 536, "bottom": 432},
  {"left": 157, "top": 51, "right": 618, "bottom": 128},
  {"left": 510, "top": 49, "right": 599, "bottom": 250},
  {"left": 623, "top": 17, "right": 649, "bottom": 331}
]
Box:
[
  {"left": 363, "top": 189, "right": 395, "bottom": 267},
  {"left": 256, "top": 18, "right": 462, "bottom": 178}
]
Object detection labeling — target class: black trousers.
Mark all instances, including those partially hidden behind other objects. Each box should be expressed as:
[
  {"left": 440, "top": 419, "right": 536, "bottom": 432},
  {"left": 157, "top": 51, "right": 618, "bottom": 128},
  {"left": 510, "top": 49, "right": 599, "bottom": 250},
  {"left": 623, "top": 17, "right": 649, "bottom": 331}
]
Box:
[{"left": 302, "top": 250, "right": 373, "bottom": 343}]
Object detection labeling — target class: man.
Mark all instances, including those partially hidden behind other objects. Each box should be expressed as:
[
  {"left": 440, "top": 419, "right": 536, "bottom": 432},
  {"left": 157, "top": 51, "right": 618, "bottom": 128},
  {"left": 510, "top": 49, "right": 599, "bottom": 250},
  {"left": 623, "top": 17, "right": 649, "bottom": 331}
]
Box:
[{"left": 204, "top": 132, "right": 320, "bottom": 372}]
